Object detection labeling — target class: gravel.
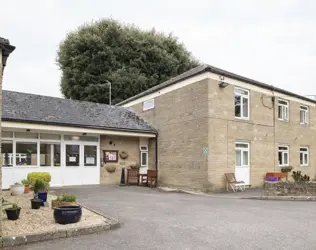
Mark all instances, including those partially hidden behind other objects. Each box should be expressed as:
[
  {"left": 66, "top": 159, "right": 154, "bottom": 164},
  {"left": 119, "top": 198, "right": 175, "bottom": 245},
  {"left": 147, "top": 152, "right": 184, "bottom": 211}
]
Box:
[{"left": 2, "top": 191, "right": 109, "bottom": 237}]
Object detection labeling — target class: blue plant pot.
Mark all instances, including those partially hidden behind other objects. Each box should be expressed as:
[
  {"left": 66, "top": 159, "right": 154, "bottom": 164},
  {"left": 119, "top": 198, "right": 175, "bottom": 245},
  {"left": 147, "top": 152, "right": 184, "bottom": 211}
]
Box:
[
  {"left": 54, "top": 206, "right": 82, "bottom": 224},
  {"left": 37, "top": 192, "right": 47, "bottom": 206}
]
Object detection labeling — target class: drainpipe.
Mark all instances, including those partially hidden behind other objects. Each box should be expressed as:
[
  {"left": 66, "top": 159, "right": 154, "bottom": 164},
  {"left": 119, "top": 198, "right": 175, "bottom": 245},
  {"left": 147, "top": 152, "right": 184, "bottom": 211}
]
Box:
[{"left": 155, "top": 134, "right": 158, "bottom": 171}]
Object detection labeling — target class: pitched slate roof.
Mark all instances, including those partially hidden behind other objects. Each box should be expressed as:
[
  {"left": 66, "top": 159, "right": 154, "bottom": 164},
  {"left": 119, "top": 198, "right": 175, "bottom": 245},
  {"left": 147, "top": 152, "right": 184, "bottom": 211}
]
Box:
[
  {"left": 118, "top": 64, "right": 316, "bottom": 105},
  {"left": 2, "top": 90, "right": 156, "bottom": 134}
]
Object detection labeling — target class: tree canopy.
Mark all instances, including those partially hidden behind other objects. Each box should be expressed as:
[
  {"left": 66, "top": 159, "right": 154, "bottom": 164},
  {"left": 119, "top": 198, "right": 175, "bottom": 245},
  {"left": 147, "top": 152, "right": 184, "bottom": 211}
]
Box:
[{"left": 57, "top": 19, "right": 199, "bottom": 104}]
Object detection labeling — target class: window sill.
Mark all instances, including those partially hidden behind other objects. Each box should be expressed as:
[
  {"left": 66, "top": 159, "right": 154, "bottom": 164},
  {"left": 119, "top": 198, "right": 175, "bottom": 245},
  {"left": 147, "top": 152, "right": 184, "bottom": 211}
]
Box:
[
  {"left": 300, "top": 165, "right": 309, "bottom": 167},
  {"left": 278, "top": 119, "right": 289, "bottom": 122},
  {"left": 235, "top": 117, "right": 250, "bottom": 121}
]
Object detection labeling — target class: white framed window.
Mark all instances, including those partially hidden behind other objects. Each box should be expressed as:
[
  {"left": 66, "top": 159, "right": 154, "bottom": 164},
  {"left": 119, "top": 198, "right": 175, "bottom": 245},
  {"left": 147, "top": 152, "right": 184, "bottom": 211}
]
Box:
[
  {"left": 300, "top": 105, "right": 308, "bottom": 124},
  {"left": 278, "top": 100, "right": 289, "bottom": 121},
  {"left": 143, "top": 99, "right": 155, "bottom": 111},
  {"left": 140, "top": 145, "right": 148, "bottom": 167},
  {"left": 235, "top": 142, "right": 250, "bottom": 167},
  {"left": 278, "top": 145, "right": 289, "bottom": 166},
  {"left": 300, "top": 147, "right": 309, "bottom": 166},
  {"left": 235, "top": 88, "right": 249, "bottom": 120}
]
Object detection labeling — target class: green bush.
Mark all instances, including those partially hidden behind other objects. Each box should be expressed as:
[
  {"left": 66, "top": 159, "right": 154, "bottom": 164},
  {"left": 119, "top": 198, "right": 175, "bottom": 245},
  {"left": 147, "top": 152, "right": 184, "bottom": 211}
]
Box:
[
  {"left": 27, "top": 172, "right": 51, "bottom": 186},
  {"left": 57, "top": 194, "right": 76, "bottom": 202},
  {"left": 33, "top": 179, "right": 49, "bottom": 193}
]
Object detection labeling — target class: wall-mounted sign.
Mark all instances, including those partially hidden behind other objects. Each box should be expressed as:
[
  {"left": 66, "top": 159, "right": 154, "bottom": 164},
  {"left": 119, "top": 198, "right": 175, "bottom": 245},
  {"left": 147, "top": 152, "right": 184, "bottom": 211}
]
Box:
[
  {"left": 69, "top": 156, "right": 77, "bottom": 162},
  {"left": 103, "top": 150, "right": 118, "bottom": 163},
  {"left": 86, "top": 157, "right": 95, "bottom": 165}
]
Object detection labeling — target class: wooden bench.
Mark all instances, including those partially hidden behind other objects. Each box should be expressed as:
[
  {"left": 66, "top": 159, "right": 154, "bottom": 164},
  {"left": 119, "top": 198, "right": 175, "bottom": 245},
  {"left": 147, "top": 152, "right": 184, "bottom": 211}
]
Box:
[{"left": 266, "top": 172, "right": 287, "bottom": 180}]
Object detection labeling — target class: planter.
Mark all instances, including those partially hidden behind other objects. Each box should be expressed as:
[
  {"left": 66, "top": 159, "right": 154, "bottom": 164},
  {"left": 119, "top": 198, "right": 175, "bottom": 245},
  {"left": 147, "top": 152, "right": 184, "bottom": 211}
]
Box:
[
  {"left": 5, "top": 207, "right": 21, "bottom": 220},
  {"left": 106, "top": 165, "right": 116, "bottom": 173},
  {"left": 24, "top": 185, "right": 30, "bottom": 193},
  {"left": 54, "top": 206, "right": 82, "bottom": 224},
  {"left": 51, "top": 200, "right": 77, "bottom": 209},
  {"left": 119, "top": 151, "right": 128, "bottom": 160},
  {"left": 31, "top": 199, "right": 43, "bottom": 209},
  {"left": 10, "top": 184, "right": 25, "bottom": 196},
  {"left": 37, "top": 192, "right": 47, "bottom": 206}
]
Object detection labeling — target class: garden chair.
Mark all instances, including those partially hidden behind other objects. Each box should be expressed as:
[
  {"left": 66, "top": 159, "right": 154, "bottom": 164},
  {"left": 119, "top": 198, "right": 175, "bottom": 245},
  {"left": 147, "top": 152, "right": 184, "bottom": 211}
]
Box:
[
  {"left": 224, "top": 173, "right": 245, "bottom": 192},
  {"left": 127, "top": 169, "right": 139, "bottom": 185},
  {"left": 147, "top": 170, "right": 158, "bottom": 188}
]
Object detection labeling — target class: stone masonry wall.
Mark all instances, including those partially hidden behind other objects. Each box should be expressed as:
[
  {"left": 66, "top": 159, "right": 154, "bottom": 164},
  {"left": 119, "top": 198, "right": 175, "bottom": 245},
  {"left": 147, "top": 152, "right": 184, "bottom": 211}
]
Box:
[
  {"left": 100, "top": 135, "right": 140, "bottom": 185},
  {"left": 131, "top": 79, "right": 210, "bottom": 191}
]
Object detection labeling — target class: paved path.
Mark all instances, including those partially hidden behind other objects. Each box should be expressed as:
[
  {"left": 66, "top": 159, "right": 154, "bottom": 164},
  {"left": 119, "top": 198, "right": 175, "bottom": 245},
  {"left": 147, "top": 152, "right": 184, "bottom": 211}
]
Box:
[{"left": 8, "top": 185, "right": 316, "bottom": 250}]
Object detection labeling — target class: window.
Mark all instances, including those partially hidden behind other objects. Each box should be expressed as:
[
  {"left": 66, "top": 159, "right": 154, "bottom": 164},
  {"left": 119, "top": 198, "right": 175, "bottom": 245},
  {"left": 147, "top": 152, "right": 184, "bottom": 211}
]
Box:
[
  {"left": 2, "top": 141, "right": 13, "bottom": 167},
  {"left": 278, "top": 146, "right": 289, "bottom": 166},
  {"left": 64, "top": 135, "right": 98, "bottom": 142},
  {"left": 15, "top": 132, "right": 38, "bottom": 139},
  {"left": 278, "top": 100, "right": 289, "bottom": 121},
  {"left": 235, "top": 88, "right": 249, "bottom": 119},
  {"left": 235, "top": 142, "right": 249, "bottom": 167},
  {"left": 40, "top": 143, "right": 61, "bottom": 167},
  {"left": 84, "top": 145, "right": 97, "bottom": 166},
  {"left": 66, "top": 145, "right": 80, "bottom": 166},
  {"left": 300, "top": 147, "right": 309, "bottom": 166},
  {"left": 300, "top": 105, "right": 308, "bottom": 124},
  {"left": 40, "top": 134, "right": 61, "bottom": 140},
  {"left": 140, "top": 145, "right": 148, "bottom": 167},
  {"left": 143, "top": 99, "right": 155, "bottom": 111},
  {"left": 16, "top": 142, "right": 38, "bottom": 166},
  {"left": 2, "top": 131, "right": 13, "bottom": 138}
]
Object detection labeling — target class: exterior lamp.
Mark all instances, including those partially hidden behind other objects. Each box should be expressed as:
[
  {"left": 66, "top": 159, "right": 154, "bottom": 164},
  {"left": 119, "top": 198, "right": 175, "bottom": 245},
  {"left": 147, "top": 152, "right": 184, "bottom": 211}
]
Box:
[{"left": 219, "top": 82, "right": 229, "bottom": 88}]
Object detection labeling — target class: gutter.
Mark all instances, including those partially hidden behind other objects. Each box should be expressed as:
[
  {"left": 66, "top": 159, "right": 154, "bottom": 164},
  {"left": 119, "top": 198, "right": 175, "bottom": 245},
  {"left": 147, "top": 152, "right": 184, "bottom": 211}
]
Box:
[
  {"left": 1, "top": 118, "right": 158, "bottom": 135},
  {"left": 155, "top": 134, "right": 158, "bottom": 171}
]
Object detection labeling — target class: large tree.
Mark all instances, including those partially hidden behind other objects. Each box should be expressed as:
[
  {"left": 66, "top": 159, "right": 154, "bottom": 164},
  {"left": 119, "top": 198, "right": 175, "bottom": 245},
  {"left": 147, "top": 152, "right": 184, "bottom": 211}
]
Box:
[{"left": 57, "top": 19, "right": 199, "bottom": 104}]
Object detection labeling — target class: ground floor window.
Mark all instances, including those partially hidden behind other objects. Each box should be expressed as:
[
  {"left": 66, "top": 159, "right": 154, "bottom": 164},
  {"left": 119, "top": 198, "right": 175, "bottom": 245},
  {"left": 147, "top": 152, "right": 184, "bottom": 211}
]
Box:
[
  {"left": 84, "top": 145, "right": 97, "bottom": 166},
  {"left": 40, "top": 143, "right": 61, "bottom": 167},
  {"left": 2, "top": 141, "right": 13, "bottom": 167},
  {"left": 140, "top": 145, "right": 148, "bottom": 167},
  {"left": 278, "top": 145, "right": 289, "bottom": 166},
  {"left": 300, "top": 147, "right": 309, "bottom": 166},
  {"left": 16, "top": 142, "right": 38, "bottom": 166},
  {"left": 235, "top": 142, "right": 249, "bottom": 166},
  {"left": 66, "top": 145, "right": 80, "bottom": 166}
]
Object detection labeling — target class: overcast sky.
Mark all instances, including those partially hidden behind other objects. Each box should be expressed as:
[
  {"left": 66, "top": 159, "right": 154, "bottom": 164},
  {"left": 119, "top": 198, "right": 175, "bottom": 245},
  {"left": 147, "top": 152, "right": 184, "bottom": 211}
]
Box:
[{"left": 1, "top": 0, "right": 316, "bottom": 98}]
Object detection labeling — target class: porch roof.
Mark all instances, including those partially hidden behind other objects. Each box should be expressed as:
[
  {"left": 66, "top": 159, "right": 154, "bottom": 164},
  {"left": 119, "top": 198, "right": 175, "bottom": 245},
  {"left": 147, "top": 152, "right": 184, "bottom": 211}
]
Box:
[{"left": 2, "top": 90, "right": 156, "bottom": 134}]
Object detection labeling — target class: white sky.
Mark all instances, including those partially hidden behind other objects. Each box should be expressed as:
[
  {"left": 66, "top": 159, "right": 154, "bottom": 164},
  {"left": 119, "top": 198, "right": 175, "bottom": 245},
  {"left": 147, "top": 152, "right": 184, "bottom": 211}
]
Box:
[{"left": 1, "top": 0, "right": 316, "bottom": 98}]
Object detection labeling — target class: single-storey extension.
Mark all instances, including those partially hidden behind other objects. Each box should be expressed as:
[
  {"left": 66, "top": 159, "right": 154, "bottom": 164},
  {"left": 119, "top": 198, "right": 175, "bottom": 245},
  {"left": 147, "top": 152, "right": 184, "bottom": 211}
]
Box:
[{"left": 1, "top": 90, "right": 157, "bottom": 189}]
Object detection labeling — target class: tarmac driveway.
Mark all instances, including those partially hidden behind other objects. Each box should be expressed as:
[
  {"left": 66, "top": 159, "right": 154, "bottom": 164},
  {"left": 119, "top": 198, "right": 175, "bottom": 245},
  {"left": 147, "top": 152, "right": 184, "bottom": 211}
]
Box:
[{"left": 9, "top": 185, "right": 316, "bottom": 250}]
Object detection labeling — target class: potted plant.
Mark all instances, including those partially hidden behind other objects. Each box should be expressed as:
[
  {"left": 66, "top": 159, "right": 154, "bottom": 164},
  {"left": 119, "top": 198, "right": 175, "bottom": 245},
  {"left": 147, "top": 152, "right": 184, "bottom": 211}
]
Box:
[
  {"left": 30, "top": 198, "right": 43, "bottom": 209},
  {"left": 21, "top": 179, "right": 30, "bottom": 193},
  {"left": 54, "top": 206, "right": 82, "bottom": 224},
  {"left": 280, "top": 166, "right": 293, "bottom": 180},
  {"left": 51, "top": 194, "right": 77, "bottom": 209},
  {"left": 105, "top": 165, "right": 116, "bottom": 173},
  {"left": 10, "top": 182, "right": 24, "bottom": 196},
  {"left": 5, "top": 203, "right": 21, "bottom": 220},
  {"left": 33, "top": 179, "right": 49, "bottom": 206},
  {"left": 119, "top": 151, "right": 128, "bottom": 160}
]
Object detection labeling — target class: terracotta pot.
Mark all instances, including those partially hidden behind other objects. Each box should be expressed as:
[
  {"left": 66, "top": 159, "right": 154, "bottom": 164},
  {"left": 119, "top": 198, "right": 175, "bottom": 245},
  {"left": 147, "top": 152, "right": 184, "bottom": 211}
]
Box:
[{"left": 24, "top": 185, "right": 30, "bottom": 193}]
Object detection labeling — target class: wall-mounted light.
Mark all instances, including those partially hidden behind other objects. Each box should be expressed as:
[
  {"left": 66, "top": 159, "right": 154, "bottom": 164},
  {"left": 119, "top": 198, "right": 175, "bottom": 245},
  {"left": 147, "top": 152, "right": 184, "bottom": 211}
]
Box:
[
  {"left": 219, "top": 82, "right": 229, "bottom": 88},
  {"left": 26, "top": 129, "right": 31, "bottom": 132},
  {"left": 82, "top": 133, "right": 87, "bottom": 136},
  {"left": 219, "top": 75, "right": 225, "bottom": 81}
]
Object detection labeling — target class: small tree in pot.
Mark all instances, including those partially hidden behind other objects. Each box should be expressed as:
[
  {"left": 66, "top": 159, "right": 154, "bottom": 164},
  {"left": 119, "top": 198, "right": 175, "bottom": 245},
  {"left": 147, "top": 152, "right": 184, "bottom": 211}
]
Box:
[
  {"left": 21, "top": 179, "right": 30, "bottom": 193},
  {"left": 33, "top": 179, "right": 49, "bottom": 206}
]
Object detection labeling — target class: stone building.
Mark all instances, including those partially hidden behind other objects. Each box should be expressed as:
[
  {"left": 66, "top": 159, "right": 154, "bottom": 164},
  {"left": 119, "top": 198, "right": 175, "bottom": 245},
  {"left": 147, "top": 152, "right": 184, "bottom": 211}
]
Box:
[{"left": 118, "top": 64, "right": 316, "bottom": 191}]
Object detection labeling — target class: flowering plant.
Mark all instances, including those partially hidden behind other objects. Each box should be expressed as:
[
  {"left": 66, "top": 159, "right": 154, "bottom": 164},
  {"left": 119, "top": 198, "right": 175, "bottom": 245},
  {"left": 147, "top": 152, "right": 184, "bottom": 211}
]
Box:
[{"left": 265, "top": 176, "right": 278, "bottom": 182}]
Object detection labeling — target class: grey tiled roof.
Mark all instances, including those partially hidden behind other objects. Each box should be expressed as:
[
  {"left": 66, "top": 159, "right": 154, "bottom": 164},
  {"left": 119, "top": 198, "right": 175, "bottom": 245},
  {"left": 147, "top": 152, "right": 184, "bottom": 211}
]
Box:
[
  {"left": 118, "top": 64, "right": 316, "bottom": 105},
  {"left": 2, "top": 90, "right": 156, "bottom": 133}
]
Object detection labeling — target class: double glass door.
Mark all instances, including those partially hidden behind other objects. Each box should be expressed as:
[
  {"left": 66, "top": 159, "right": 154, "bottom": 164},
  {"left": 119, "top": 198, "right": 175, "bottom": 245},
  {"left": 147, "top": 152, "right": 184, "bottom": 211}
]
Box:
[{"left": 63, "top": 142, "right": 99, "bottom": 185}]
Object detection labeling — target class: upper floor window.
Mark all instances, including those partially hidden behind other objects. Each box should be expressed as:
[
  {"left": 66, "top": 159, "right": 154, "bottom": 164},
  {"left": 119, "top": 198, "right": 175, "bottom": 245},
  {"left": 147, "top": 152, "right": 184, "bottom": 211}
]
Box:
[
  {"left": 143, "top": 99, "right": 155, "bottom": 111},
  {"left": 300, "top": 105, "right": 308, "bottom": 124},
  {"left": 235, "top": 88, "right": 249, "bottom": 119},
  {"left": 278, "top": 99, "right": 289, "bottom": 121}
]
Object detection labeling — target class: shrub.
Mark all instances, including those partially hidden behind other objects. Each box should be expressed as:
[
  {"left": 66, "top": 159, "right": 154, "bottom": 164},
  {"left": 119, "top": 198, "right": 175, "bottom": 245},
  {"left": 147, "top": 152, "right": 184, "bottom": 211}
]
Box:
[
  {"left": 33, "top": 179, "right": 49, "bottom": 193},
  {"left": 292, "top": 171, "right": 310, "bottom": 182},
  {"left": 27, "top": 172, "right": 51, "bottom": 186},
  {"left": 21, "top": 179, "right": 30, "bottom": 185},
  {"left": 57, "top": 194, "right": 76, "bottom": 202},
  {"left": 281, "top": 166, "right": 293, "bottom": 173}
]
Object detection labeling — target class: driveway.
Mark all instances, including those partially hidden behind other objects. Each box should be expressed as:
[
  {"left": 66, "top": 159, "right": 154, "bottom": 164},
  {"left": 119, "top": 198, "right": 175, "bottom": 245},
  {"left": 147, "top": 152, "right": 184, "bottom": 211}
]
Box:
[{"left": 8, "top": 185, "right": 316, "bottom": 250}]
